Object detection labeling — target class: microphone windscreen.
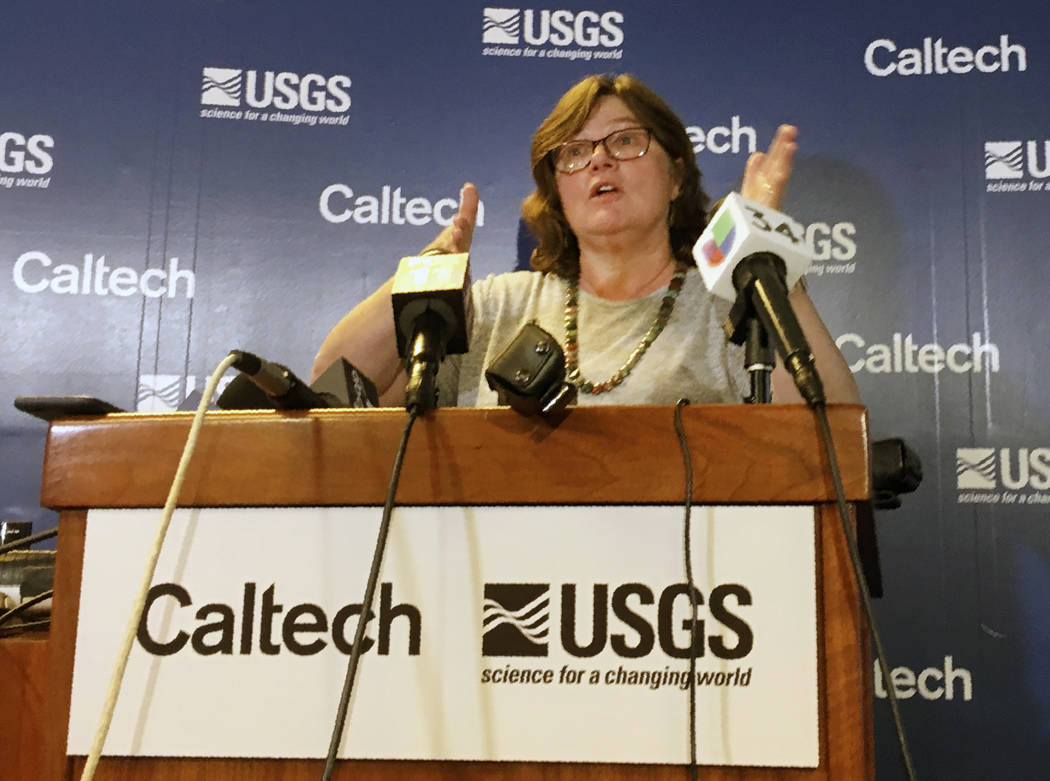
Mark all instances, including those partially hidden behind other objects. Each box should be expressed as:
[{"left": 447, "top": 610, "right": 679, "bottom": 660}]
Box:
[
  {"left": 693, "top": 193, "right": 813, "bottom": 300},
  {"left": 390, "top": 252, "right": 472, "bottom": 358}
]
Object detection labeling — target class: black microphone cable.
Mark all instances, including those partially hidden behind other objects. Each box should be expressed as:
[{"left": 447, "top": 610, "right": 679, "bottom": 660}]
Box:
[
  {"left": 673, "top": 397, "right": 919, "bottom": 781},
  {"left": 811, "top": 400, "right": 919, "bottom": 781},
  {"left": 728, "top": 263, "right": 918, "bottom": 780},
  {"left": 673, "top": 399, "right": 700, "bottom": 781},
  {"left": 321, "top": 405, "right": 420, "bottom": 780}
]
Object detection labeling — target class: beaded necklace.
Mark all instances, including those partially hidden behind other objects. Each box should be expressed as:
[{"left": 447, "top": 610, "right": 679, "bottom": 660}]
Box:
[{"left": 564, "top": 262, "right": 688, "bottom": 394}]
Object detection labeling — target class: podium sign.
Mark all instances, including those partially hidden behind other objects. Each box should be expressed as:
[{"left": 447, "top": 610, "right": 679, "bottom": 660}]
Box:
[
  {"left": 14, "top": 405, "right": 872, "bottom": 780},
  {"left": 69, "top": 505, "right": 818, "bottom": 766}
]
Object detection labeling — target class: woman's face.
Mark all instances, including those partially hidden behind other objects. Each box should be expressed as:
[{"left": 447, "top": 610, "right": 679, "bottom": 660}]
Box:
[{"left": 555, "top": 95, "right": 680, "bottom": 251}]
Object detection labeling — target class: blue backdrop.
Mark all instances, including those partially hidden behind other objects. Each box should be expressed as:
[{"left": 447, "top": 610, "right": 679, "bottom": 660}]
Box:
[{"left": 2, "top": 2, "right": 1048, "bottom": 777}]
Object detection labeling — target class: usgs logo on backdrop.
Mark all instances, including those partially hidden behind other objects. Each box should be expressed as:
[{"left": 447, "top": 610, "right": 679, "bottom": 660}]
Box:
[
  {"left": 984, "top": 140, "right": 1050, "bottom": 194},
  {"left": 864, "top": 34, "right": 1027, "bottom": 77},
  {"left": 956, "top": 447, "right": 1050, "bottom": 506},
  {"left": 805, "top": 220, "right": 856, "bottom": 275},
  {"left": 1, "top": 132, "right": 53, "bottom": 190},
  {"left": 136, "top": 374, "right": 235, "bottom": 412},
  {"left": 200, "top": 67, "right": 351, "bottom": 127},
  {"left": 482, "top": 8, "right": 624, "bottom": 61}
]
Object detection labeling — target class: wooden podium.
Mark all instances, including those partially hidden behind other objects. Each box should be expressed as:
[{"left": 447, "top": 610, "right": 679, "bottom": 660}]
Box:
[{"left": 3, "top": 404, "right": 873, "bottom": 780}]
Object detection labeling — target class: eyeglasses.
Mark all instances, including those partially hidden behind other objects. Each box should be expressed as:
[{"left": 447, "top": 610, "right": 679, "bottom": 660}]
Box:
[{"left": 551, "top": 127, "right": 653, "bottom": 174}]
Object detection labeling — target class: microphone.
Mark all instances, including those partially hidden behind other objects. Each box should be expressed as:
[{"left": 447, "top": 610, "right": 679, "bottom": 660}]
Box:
[
  {"left": 390, "top": 251, "right": 472, "bottom": 412},
  {"left": 227, "top": 350, "right": 335, "bottom": 410},
  {"left": 484, "top": 322, "right": 576, "bottom": 421},
  {"left": 692, "top": 192, "right": 824, "bottom": 405},
  {"left": 218, "top": 355, "right": 379, "bottom": 411}
]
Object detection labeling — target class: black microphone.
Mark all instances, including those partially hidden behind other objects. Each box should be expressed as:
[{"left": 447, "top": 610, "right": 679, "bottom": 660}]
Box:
[
  {"left": 390, "top": 251, "right": 472, "bottom": 412},
  {"left": 731, "top": 253, "right": 824, "bottom": 405},
  {"left": 484, "top": 321, "right": 576, "bottom": 421},
  {"left": 693, "top": 192, "right": 824, "bottom": 405},
  {"left": 228, "top": 350, "right": 334, "bottom": 410}
]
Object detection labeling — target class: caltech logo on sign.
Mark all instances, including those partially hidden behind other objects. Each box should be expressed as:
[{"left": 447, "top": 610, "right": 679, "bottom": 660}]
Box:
[
  {"left": 836, "top": 332, "right": 999, "bottom": 375},
  {"left": 13, "top": 252, "right": 194, "bottom": 300},
  {"left": 137, "top": 581, "right": 421, "bottom": 657},
  {"left": 686, "top": 117, "right": 757, "bottom": 156},
  {"left": 956, "top": 447, "right": 1050, "bottom": 505},
  {"left": 985, "top": 140, "right": 1050, "bottom": 193},
  {"left": 319, "top": 183, "right": 484, "bottom": 227},
  {"left": 482, "top": 581, "right": 754, "bottom": 660},
  {"left": 864, "top": 34, "right": 1027, "bottom": 77}
]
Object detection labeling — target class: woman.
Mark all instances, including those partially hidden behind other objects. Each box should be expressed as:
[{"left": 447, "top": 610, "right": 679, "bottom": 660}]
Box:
[{"left": 311, "top": 74, "right": 859, "bottom": 407}]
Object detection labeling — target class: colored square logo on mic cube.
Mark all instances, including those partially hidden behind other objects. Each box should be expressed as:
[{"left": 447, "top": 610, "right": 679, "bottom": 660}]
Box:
[{"left": 699, "top": 209, "right": 737, "bottom": 266}]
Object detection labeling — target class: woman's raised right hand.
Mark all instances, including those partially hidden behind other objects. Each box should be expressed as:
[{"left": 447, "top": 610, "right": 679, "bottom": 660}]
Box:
[{"left": 420, "top": 183, "right": 479, "bottom": 255}]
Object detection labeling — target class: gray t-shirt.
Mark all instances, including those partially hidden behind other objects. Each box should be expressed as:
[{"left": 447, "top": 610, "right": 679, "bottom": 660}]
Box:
[{"left": 438, "top": 268, "right": 749, "bottom": 407}]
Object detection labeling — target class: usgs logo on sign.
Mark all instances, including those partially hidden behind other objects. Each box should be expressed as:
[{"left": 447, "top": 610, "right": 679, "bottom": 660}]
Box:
[
  {"left": 201, "top": 67, "right": 351, "bottom": 113},
  {"left": 481, "top": 581, "right": 753, "bottom": 660},
  {"left": 957, "top": 447, "right": 1050, "bottom": 506},
  {"left": 483, "top": 8, "right": 624, "bottom": 47},
  {"left": 958, "top": 447, "right": 1050, "bottom": 487},
  {"left": 1, "top": 132, "right": 53, "bottom": 174},
  {"left": 985, "top": 140, "right": 1050, "bottom": 194}
]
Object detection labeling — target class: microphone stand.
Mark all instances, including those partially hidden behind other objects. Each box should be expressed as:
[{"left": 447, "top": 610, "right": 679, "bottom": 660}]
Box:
[
  {"left": 742, "top": 317, "right": 774, "bottom": 404},
  {"left": 724, "top": 294, "right": 774, "bottom": 405}
]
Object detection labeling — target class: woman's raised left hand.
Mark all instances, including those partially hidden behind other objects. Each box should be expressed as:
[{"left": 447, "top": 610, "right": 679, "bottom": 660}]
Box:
[{"left": 740, "top": 124, "right": 797, "bottom": 210}]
